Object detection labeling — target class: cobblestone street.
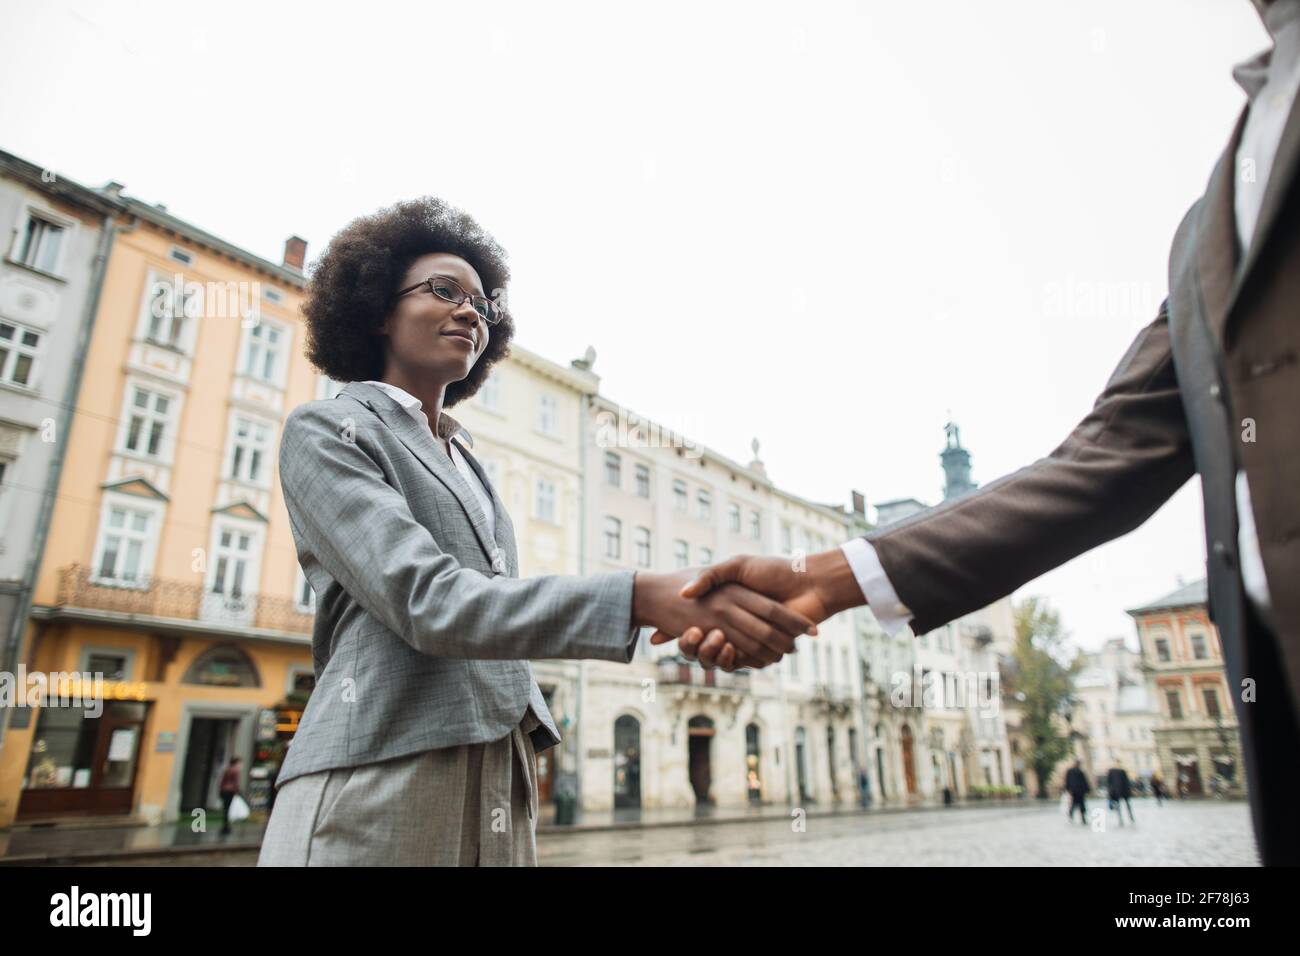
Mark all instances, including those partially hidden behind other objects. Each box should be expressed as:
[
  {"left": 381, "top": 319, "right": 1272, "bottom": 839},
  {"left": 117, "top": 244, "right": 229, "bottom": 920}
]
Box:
[
  {"left": 537, "top": 799, "right": 1259, "bottom": 867},
  {"left": 58, "top": 797, "right": 1258, "bottom": 867}
]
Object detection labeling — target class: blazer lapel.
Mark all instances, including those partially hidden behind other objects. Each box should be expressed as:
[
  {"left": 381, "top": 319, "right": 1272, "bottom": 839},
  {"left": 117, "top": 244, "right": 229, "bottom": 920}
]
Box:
[
  {"left": 339, "top": 381, "right": 499, "bottom": 564},
  {"left": 1232, "top": 84, "right": 1300, "bottom": 311},
  {"left": 1196, "top": 108, "right": 1248, "bottom": 347}
]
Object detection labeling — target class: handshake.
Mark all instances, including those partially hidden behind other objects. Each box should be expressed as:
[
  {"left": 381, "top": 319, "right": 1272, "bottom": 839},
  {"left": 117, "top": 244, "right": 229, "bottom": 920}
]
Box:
[{"left": 629, "top": 549, "right": 866, "bottom": 672}]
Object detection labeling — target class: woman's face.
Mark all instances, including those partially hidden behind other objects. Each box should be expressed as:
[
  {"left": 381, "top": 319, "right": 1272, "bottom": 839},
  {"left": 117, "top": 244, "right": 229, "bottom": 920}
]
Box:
[{"left": 380, "top": 252, "right": 491, "bottom": 386}]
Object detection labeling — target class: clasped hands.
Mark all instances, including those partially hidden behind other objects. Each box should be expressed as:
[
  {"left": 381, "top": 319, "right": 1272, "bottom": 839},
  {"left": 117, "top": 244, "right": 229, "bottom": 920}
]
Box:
[{"left": 631, "top": 549, "right": 864, "bottom": 672}]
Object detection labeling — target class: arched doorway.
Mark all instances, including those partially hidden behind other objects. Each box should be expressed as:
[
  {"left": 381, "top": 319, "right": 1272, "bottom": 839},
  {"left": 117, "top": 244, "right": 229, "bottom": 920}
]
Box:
[
  {"left": 745, "top": 723, "right": 763, "bottom": 804},
  {"left": 613, "top": 715, "right": 641, "bottom": 809},
  {"left": 900, "top": 724, "right": 918, "bottom": 795},
  {"left": 687, "top": 716, "right": 714, "bottom": 805}
]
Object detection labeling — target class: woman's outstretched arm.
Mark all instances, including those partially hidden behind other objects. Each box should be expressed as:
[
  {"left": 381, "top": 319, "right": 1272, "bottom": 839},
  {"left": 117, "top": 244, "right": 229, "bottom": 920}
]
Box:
[{"left": 279, "top": 402, "right": 812, "bottom": 664}]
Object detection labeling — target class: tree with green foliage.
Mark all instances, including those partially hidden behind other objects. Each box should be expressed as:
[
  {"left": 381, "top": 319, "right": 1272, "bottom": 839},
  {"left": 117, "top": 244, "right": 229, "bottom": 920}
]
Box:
[{"left": 1005, "top": 596, "right": 1081, "bottom": 798}]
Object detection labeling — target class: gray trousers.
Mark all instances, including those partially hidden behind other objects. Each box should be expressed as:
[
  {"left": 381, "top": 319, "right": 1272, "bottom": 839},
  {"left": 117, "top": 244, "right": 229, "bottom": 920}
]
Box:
[{"left": 258, "top": 713, "right": 541, "bottom": 866}]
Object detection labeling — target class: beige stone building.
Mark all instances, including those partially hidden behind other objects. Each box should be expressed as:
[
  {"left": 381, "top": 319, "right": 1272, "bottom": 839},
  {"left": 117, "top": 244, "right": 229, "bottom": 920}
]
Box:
[
  {"left": 1072, "top": 636, "right": 1163, "bottom": 790},
  {"left": 450, "top": 345, "right": 599, "bottom": 805},
  {"left": 579, "top": 393, "right": 868, "bottom": 812}
]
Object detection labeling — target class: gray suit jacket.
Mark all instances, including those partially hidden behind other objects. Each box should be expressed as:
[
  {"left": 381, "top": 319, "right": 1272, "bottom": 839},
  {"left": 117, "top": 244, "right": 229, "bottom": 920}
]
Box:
[{"left": 275, "top": 380, "right": 638, "bottom": 787}]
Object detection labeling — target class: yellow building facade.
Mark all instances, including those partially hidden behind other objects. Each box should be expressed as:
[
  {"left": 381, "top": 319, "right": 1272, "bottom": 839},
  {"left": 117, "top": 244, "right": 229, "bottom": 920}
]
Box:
[{"left": 0, "top": 201, "right": 318, "bottom": 827}]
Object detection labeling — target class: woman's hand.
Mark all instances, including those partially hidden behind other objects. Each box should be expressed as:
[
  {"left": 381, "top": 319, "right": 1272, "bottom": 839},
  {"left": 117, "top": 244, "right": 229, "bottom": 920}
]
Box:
[{"left": 631, "top": 571, "right": 816, "bottom": 668}]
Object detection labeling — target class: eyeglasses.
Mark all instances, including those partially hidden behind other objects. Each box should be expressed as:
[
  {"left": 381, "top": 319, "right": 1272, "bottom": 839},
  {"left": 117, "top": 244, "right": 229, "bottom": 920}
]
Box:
[{"left": 395, "top": 274, "right": 505, "bottom": 325}]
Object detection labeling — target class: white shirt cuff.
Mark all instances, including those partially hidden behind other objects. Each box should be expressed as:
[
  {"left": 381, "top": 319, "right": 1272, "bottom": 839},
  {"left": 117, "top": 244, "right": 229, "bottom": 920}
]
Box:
[{"left": 840, "top": 538, "right": 913, "bottom": 636}]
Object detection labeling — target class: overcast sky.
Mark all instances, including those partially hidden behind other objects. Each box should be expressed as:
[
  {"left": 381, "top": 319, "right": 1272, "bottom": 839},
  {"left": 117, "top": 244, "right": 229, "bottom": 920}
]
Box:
[{"left": 0, "top": 0, "right": 1272, "bottom": 651}]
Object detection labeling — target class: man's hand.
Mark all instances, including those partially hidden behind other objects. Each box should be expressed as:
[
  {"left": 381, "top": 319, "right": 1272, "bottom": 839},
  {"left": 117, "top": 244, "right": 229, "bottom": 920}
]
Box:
[
  {"left": 649, "top": 550, "right": 865, "bottom": 669},
  {"left": 631, "top": 570, "right": 817, "bottom": 668}
]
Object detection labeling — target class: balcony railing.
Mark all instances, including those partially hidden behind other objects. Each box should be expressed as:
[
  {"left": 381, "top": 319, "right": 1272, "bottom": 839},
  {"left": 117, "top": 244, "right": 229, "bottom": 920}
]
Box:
[
  {"left": 656, "top": 657, "right": 751, "bottom": 692},
  {"left": 53, "top": 563, "right": 314, "bottom": 635},
  {"left": 810, "top": 681, "right": 856, "bottom": 715}
]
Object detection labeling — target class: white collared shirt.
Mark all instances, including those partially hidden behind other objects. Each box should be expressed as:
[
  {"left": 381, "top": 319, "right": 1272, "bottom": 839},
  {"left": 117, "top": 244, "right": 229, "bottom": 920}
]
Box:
[
  {"left": 844, "top": 2, "right": 1295, "bottom": 633},
  {"left": 359, "top": 380, "right": 497, "bottom": 544}
]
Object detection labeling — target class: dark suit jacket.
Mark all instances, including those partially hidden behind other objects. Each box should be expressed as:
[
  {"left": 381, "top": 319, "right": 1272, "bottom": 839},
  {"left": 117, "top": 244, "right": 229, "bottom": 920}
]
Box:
[
  {"left": 1065, "top": 767, "right": 1089, "bottom": 797},
  {"left": 864, "top": 94, "right": 1300, "bottom": 865},
  {"left": 1106, "top": 768, "right": 1131, "bottom": 800}
]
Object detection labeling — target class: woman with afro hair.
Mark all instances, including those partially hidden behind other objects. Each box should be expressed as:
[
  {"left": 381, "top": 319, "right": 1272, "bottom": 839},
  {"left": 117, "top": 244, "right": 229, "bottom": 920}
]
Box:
[{"left": 257, "top": 197, "right": 819, "bottom": 866}]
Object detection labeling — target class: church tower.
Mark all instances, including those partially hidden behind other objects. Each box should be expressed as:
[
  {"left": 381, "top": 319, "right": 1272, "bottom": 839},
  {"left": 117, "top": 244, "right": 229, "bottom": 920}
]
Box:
[{"left": 941, "top": 420, "right": 976, "bottom": 500}]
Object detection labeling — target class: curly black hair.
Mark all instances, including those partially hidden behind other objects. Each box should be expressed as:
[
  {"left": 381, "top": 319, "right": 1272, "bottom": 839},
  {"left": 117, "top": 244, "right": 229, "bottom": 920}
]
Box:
[{"left": 301, "top": 196, "right": 514, "bottom": 407}]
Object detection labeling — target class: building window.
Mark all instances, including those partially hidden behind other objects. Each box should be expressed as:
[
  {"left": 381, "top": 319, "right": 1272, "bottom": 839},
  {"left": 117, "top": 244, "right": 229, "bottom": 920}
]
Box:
[
  {"left": 13, "top": 212, "right": 65, "bottom": 273},
  {"left": 728, "top": 503, "right": 741, "bottom": 533},
  {"left": 0, "top": 321, "right": 40, "bottom": 388},
  {"left": 537, "top": 393, "right": 559, "bottom": 435},
  {"left": 1154, "top": 637, "right": 1171, "bottom": 662},
  {"left": 781, "top": 523, "right": 793, "bottom": 554},
  {"left": 605, "top": 452, "right": 622, "bottom": 488},
  {"left": 119, "top": 384, "right": 174, "bottom": 459},
  {"left": 145, "top": 279, "right": 194, "bottom": 350},
  {"left": 210, "top": 526, "right": 255, "bottom": 599},
  {"left": 604, "top": 516, "right": 622, "bottom": 560},
  {"left": 534, "top": 479, "right": 557, "bottom": 524},
  {"left": 1202, "top": 687, "right": 1221, "bottom": 719},
  {"left": 699, "top": 546, "right": 713, "bottom": 565},
  {"left": 479, "top": 373, "right": 501, "bottom": 411},
  {"left": 240, "top": 318, "right": 287, "bottom": 384},
  {"left": 182, "top": 644, "right": 261, "bottom": 688},
  {"left": 674, "top": 539, "right": 689, "bottom": 569},
  {"left": 673, "top": 480, "right": 687, "bottom": 511},
  {"left": 697, "top": 489, "right": 712, "bottom": 521},
  {"left": 634, "top": 527, "right": 651, "bottom": 568},
  {"left": 93, "top": 503, "right": 157, "bottom": 584},
  {"left": 85, "top": 652, "right": 130, "bottom": 682},
  {"left": 1165, "top": 690, "right": 1183, "bottom": 720},
  {"left": 635, "top": 464, "right": 650, "bottom": 498},
  {"left": 294, "top": 566, "right": 316, "bottom": 613},
  {"left": 749, "top": 510, "right": 761, "bottom": 540},
  {"left": 227, "top": 415, "right": 273, "bottom": 485},
  {"left": 1189, "top": 630, "right": 1209, "bottom": 660}
]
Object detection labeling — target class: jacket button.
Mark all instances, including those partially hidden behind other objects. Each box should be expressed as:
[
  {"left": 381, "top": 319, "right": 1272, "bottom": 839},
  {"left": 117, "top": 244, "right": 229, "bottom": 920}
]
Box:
[
  {"left": 1209, "top": 383, "right": 1221, "bottom": 400},
  {"left": 491, "top": 551, "right": 507, "bottom": 574},
  {"left": 1212, "top": 540, "right": 1234, "bottom": 569}
]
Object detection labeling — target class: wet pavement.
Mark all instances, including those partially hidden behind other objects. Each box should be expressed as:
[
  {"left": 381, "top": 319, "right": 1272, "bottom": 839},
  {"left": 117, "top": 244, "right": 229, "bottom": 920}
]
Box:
[{"left": 10, "top": 797, "right": 1258, "bottom": 866}]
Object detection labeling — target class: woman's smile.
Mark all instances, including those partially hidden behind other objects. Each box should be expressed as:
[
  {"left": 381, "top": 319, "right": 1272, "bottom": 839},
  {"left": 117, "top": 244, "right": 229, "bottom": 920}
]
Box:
[{"left": 440, "top": 327, "right": 477, "bottom": 349}]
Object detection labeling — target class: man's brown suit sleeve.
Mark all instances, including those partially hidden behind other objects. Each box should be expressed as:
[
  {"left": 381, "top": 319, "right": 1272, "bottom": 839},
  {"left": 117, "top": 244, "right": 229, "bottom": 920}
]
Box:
[{"left": 865, "top": 301, "right": 1197, "bottom": 634}]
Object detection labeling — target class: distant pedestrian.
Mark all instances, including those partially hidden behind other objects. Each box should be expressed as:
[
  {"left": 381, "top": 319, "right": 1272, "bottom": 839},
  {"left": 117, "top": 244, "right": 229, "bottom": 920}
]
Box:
[
  {"left": 1064, "top": 759, "right": 1089, "bottom": 827},
  {"left": 1150, "top": 772, "right": 1167, "bottom": 806},
  {"left": 219, "top": 756, "right": 243, "bottom": 836},
  {"left": 1106, "top": 763, "right": 1135, "bottom": 826}
]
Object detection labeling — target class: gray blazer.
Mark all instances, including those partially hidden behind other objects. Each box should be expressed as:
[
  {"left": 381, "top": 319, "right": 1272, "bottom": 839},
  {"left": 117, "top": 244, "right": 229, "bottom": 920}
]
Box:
[{"left": 275, "top": 380, "right": 638, "bottom": 787}]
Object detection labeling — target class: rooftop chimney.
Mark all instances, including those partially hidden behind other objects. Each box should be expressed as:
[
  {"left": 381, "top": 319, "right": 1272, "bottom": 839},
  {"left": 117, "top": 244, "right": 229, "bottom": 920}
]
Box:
[
  {"left": 851, "top": 490, "right": 866, "bottom": 517},
  {"left": 100, "top": 181, "right": 125, "bottom": 199},
  {"left": 283, "top": 235, "right": 308, "bottom": 271}
]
